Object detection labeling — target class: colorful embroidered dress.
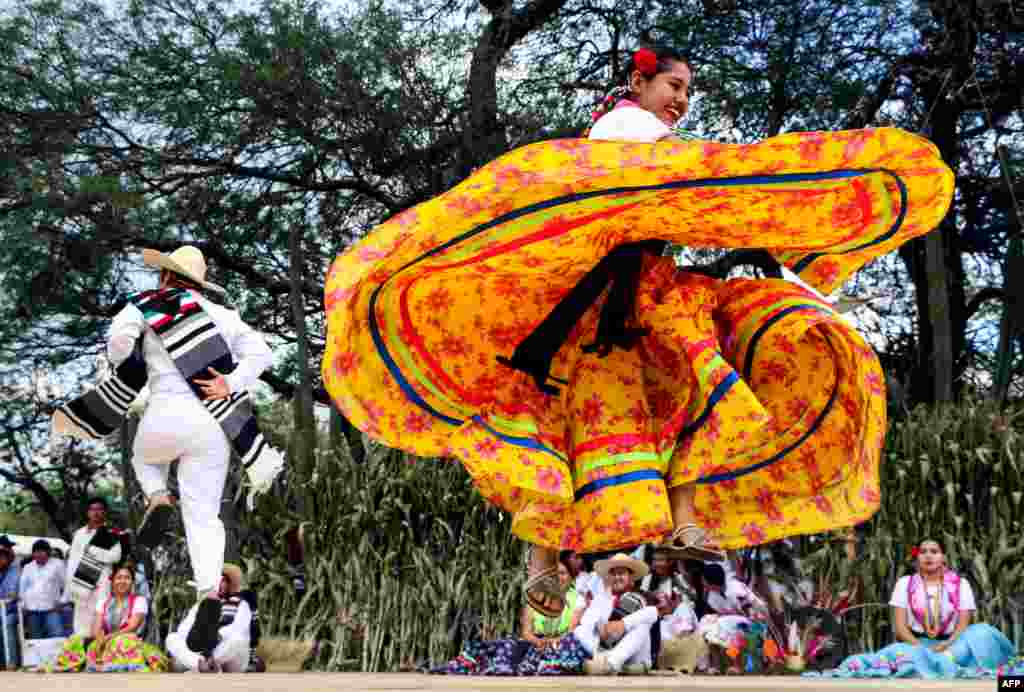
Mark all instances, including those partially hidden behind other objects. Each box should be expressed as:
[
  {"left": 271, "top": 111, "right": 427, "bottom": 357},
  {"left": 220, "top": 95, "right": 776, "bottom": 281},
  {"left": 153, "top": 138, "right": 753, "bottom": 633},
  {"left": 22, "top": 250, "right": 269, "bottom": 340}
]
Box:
[
  {"left": 323, "top": 127, "right": 953, "bottom": 552},
  {"left": 47, "top": 594, "right": 169, "bottom": 673},
  {"left": 806, "top": 572, "right": 1019, "bottom": 679}
]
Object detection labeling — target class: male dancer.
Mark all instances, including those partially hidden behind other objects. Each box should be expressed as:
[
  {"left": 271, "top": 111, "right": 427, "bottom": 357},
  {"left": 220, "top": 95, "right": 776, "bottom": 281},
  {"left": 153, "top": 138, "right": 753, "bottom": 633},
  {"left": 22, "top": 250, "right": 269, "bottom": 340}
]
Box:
[{"left": 54, "top": 245, "right": 283, "bottom": 653}]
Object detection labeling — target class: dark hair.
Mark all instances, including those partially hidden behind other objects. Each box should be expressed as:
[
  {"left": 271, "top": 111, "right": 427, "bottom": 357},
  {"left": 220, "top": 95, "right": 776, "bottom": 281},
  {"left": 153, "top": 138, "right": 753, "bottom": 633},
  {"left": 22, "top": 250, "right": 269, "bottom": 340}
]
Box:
[
  {"left": 702, "top": 563, "right": 726, "bottom": 588},
  {"left": 32, "top": 539, "right": 50, "bottom": 554},
  {"left": 85, "top": 497, "right": 108, "bottom": 511},
  {"left": 626, "top": 43, "right": 689, "bottom": 82},
  {"left": 111, "top": 560, "right": 136, "bottom": 581}
]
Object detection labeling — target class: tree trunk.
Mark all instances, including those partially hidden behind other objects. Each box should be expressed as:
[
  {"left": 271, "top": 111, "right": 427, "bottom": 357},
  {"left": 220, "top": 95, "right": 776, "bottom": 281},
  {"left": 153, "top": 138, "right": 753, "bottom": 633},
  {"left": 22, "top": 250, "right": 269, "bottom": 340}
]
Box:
[
  {"left": 992, "top": 145, "right": 1023, "bottom": 403},
  {"left": 288, "top": 224, "right": 317, "bottom": 503},
  {"left": 459, "top": 0, "right": 568, "bottom": 177},
  {"left": 924, "top": 229, "right": 954, "bottom": 403}
]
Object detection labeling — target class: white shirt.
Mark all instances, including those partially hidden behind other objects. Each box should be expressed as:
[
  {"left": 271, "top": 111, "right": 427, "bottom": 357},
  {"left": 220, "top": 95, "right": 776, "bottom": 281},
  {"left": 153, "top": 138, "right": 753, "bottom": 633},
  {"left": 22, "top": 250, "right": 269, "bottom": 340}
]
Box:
[
  {"left": 588, "top": 104, "right": 673, "bottom": 142},
  {"left": 107, "top": 291, "right": 272, "bottom": 396},
  {"left": 707, "top": 578, "right": 769, "bottom": 618},
  {"left": 890, "top": 575, "right": 976, "bottom": 636},
  {"left": 63, "top": 525, "right": 122, "bottom": 601},
  {"left": 575, "top": 571, "right": 604, "bottom": 602},
  {"left": 174, "top": 598, "right": 252, "bottom": 647},
  {"left": 661, "top": 598, "right": 699, "bottom": 640},
  {"left": 19, "top": 558, "right": 65, "bottom": 611}
]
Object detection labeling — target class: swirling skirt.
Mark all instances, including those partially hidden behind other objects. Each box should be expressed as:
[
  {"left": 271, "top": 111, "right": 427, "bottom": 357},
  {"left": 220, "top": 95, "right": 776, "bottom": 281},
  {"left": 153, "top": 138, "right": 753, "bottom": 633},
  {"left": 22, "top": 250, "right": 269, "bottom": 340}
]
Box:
[{"left": 461, "top": 259, "right": 886, "bottom": 551}]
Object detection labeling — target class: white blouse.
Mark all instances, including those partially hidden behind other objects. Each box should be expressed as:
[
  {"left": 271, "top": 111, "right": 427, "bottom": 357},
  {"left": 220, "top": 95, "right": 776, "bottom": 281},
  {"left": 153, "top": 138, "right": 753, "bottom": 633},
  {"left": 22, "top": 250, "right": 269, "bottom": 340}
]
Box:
[
  {"left": 890, "top": 575, "right": 976, "bottom": 636},
  {"left": 588, "top": 104, "right": 673, "bottom": 143}
]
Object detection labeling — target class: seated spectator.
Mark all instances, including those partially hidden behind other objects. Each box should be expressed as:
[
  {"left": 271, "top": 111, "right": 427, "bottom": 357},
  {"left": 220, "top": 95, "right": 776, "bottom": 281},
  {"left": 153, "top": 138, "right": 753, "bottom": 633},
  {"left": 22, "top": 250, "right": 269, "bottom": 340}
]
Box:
[
  {"left": 655, "top": 590, "right": 706, "bottom": 674},
  {"left": 704, "top": 563, "right": 769, "bottom": 620},
  {"left": 167, "top": 564, "right": 251, "bottom": 672},
  {"left": 48, "top": 560, "right": 169, "bottom": 672},
  {"left": 432, "top": 554, "right": 592, "bottom": 676},
  {"left": 0, "top": 537, "right": 20, "bottom": 670},
  {"left": 811, "top": 539, "right": 1018, "bottom": 679},
  {"left": 641, "top": 545, "right": 688, "bottom": 597},
  {"left": 522, "top": 559, "right": 583, "bottom": 649},
  {"left": 560, "top": 550, "right": 597, "bottom": 606},
  {"left": 19, "top": 540, "right": 65, "bottom": 640},
  {"left": 579, "top": 553, "right": 659, "bottom": 675}
]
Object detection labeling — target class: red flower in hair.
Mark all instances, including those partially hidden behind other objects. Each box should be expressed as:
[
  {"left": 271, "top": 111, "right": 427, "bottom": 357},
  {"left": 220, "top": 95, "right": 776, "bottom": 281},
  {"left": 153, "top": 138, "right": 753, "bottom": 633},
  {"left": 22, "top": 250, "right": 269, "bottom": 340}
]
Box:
[
  {"left": 911, "top": 547, "right": 920, "bottom": 559},
  {"left": 634, "top": 48, "right": 658, "bottom": 76}
]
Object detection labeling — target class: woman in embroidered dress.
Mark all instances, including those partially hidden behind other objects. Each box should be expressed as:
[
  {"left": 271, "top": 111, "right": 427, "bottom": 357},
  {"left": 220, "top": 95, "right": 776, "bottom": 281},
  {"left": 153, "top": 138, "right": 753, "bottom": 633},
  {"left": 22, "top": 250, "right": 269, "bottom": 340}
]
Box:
[
  {"left": 47, "top": 561, "right": 169, "bottom": 673},
  {"left": 809, "top": 539, "right": 1018, "bottom": 679},
  {"left": 322, "top": 38, "right": 954, "bottom": 622}
]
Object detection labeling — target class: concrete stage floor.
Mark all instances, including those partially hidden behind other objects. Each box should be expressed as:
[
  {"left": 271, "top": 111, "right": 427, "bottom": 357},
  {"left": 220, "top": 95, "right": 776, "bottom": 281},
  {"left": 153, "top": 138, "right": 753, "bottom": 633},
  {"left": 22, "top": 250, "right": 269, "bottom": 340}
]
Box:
[{"left": 0, "top": 673, "right": 997, "bottom": 691}]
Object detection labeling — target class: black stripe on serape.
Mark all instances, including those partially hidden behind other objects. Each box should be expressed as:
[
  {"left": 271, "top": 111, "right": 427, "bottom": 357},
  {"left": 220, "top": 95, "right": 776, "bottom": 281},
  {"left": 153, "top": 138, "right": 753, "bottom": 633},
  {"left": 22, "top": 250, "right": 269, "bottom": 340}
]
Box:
[{"left": 233, "top": 418, "right": 260, "bottom": 458}]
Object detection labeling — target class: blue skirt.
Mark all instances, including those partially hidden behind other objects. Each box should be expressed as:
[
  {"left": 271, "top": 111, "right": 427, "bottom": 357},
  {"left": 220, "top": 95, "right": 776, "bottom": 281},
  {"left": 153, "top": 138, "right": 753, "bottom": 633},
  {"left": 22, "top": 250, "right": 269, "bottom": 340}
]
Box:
[{"left": 806, "top": 624, "right": 1021, "bottom": 679}]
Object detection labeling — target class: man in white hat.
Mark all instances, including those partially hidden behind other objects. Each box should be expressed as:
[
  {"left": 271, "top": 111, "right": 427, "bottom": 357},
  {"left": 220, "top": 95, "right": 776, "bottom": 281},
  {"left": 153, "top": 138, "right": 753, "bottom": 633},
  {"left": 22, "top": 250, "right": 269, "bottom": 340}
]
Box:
[
  {"left": 103, "top": 245, "right": 280, "bottom": 652},
  {"left": 576, "top": 552, "right": 660, "bottom": 675},
  {"left": 166, "top": 564, "right": 252, "bottom": 672}
]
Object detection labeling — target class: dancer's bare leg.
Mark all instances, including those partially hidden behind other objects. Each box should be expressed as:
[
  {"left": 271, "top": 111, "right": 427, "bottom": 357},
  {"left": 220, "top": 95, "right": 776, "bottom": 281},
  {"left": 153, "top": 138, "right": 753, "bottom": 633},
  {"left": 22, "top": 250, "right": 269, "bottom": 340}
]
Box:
[
  {"left": 667, "top": 482, "right": 723, "bottom": 558},
  {"left": 668, "top": 483, "right": 698, "bottom": 529}
]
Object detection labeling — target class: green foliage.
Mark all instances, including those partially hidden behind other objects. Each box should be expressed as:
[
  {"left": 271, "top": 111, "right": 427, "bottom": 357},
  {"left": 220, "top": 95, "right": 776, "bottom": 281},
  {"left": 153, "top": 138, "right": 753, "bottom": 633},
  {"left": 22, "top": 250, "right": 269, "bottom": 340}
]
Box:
[{"left": 806, "top": 399, "right": 1024, "bottom": 652}]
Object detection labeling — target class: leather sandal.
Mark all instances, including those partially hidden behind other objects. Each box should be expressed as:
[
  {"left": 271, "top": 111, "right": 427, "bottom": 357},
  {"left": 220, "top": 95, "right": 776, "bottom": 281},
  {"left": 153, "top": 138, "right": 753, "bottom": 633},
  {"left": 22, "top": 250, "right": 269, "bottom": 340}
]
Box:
[
  {"left": 664, "top": 523, "right": 726, "bottom": 561},
  {"left": 524, "top": 564, "right": 565, "bottom": 618}
]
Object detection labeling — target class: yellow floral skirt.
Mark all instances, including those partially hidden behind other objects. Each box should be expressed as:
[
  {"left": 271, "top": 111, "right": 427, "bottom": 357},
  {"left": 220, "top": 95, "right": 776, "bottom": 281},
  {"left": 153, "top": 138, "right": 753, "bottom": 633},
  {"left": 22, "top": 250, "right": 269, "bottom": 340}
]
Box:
[{"left": 322, "top": 128, "right": 951, "bottom": 552}]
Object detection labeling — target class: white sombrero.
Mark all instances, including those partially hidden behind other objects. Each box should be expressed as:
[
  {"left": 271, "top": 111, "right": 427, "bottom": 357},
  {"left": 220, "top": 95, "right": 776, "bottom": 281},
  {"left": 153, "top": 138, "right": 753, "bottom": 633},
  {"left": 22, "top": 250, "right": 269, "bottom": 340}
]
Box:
[
  {"left": 142, "top": 245, "right": 225, "bottom": 293},
  {"left": 594, "top": 552, "right": 650, "bottom": 580}
]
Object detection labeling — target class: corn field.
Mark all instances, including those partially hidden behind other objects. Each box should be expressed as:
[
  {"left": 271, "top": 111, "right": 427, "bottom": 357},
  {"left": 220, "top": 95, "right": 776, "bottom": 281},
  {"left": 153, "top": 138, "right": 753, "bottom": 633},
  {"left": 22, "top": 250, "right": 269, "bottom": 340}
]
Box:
[
  {"left": 139, "top": 398, "right": 1024, "bottom": 671},
  {"left": 804, "top": 399, "right": 1024, "bottom": 654}
]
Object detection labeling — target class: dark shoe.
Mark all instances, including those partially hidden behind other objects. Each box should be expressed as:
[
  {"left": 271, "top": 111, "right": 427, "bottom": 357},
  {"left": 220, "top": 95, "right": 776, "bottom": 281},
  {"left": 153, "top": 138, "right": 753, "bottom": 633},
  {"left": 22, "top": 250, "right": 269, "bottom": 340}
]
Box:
[
  {"left": 197, "top": 656, "right": 221, "bottom": 673},
  {"left": 186, "top": 598, "right": 223, "bottom": 654},
  {"left": 247, "top": 653, "right": 266, "bottom": 673},
  {"left": 135, "top": 502, "right": 175, "bottom": 549}
]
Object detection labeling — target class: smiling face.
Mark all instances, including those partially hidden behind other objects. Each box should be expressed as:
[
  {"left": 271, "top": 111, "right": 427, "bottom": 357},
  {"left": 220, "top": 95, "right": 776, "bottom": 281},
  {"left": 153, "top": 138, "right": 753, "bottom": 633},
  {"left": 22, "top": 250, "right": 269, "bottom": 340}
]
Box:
[
  {"left": 111, "top": 567, "right": 134, "bottom": 597},
  {"left": 630, "top": 59, "right": 692, "bottom": 126},
  {"left": 608, "top": 565, "right": 636, "bottom": 595},
  {"left": 916, "top": 540, "right": 945, "bottom": 574}
]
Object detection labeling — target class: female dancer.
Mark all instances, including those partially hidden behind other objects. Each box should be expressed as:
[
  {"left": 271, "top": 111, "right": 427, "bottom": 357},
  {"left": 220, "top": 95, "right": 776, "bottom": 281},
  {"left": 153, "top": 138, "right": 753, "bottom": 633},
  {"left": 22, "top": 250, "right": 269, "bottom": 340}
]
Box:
[{"left": 322, "top": 44, "right": 953, "bottom": 618}]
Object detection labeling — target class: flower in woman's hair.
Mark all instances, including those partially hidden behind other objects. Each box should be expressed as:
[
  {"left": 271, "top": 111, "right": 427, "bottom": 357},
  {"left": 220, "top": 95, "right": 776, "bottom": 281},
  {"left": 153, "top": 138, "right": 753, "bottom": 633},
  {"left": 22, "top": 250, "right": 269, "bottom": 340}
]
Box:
[
  {"left": 633, "top": 48, "right": 658, "bottom": 75},
  {"left": 911, "top": 547, "right": 920, "bottom": 559}
]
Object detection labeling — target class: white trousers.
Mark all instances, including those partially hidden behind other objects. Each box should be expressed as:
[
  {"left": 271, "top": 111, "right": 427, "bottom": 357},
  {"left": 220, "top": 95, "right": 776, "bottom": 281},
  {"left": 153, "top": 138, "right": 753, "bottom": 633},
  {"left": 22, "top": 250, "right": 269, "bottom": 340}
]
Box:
[
  {"left": 133, "top": 393, "right": 229, "bottom": 595},
  {"left": 167, "top": 631, "right": 249, "bottom": 672},
  {"left": 573, "top": 597, "right": 655, "bottom": 672}
]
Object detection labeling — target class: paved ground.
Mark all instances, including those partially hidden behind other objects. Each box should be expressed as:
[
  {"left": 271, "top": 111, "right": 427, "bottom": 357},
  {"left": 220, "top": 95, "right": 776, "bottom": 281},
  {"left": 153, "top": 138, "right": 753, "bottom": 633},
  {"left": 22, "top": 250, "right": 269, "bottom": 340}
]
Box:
[{"left": 0, "top": 673, "right": 998, "bottom": 691}]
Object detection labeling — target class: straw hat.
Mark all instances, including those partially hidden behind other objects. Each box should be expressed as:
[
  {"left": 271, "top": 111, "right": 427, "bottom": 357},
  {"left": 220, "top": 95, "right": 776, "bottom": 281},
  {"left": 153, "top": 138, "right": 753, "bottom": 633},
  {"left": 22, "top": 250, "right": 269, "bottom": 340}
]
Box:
[
  {"left": 142, "top": 245, "right": 225, "bottom": 293},
  {"left": 222, "top": 563, "right": 245, "bottom": 593},
  {"left": 594, "top": 552, "right": 649, "bottom": 580}
]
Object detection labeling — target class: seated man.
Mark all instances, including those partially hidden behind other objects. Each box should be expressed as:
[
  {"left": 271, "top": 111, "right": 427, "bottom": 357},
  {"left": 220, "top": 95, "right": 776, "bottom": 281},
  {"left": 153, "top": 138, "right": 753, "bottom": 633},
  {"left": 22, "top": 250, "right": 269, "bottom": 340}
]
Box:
[
  {"left": 577, "top": 553, "right": 659, "bottom": 675},
  {"left": 167, "top": 564, "right": 251, "bottom": 673}
]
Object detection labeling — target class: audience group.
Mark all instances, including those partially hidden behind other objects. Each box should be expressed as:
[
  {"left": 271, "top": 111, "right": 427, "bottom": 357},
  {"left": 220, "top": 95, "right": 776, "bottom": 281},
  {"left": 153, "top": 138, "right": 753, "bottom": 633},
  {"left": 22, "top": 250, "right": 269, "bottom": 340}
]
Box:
[
  {"left": 433, "top": 540, "right": 791, "bottom": 676},
  {"left": 0, "top": 497, "right": 260, "bottom": 673}
]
